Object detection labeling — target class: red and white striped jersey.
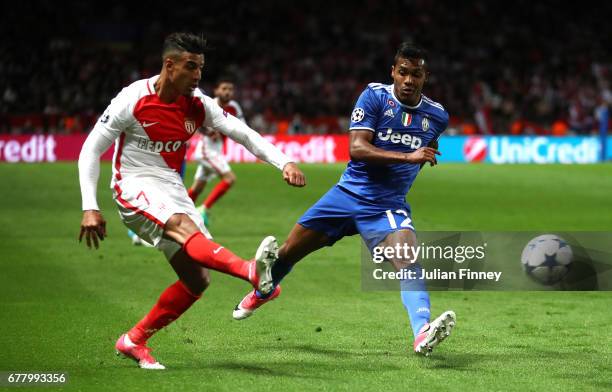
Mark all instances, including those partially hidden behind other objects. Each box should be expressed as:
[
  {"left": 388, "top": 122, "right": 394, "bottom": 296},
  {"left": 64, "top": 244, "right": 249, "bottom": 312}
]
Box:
[{"left": 93, "top": 75, "right": 288, "bottom": 189}]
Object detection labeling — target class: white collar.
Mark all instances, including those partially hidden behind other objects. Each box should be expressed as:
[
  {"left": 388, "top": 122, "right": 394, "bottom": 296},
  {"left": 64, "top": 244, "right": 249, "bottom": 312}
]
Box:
[
  {"left": 147, "top": 75, "right": 160, "bottom": 94},
  {"left": 391, "top": 87, "right": 423, "bottom": 109}
]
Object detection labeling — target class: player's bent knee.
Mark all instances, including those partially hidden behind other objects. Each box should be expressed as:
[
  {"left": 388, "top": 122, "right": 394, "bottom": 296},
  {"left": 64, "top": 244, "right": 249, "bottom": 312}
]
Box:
[
  {"left": 182, "top": 278, "right": 208, "bottom": 297},
  {"left": 193, "top": 269, "right": 211, "bottom": 294},
  {"left": 199, "top": 274, "right": 211, "bottom": 292},
  {"left": 165, "top": 214, "right": 200, "bottom": 244},
  {"left": 223, "top": 172, "right": 236, "bottom": 185},
  {"left": 183, "top": 278, "right": 209, "bottom": 296}
]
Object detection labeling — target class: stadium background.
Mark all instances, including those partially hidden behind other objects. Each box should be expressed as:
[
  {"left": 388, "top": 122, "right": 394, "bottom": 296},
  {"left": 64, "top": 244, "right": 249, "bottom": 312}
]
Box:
[
  {"left": 0, "top": 1, "right": 611, "bottom": 391},
  {"left": 1, "top": 1, "right": 610, "bottom": 137}
]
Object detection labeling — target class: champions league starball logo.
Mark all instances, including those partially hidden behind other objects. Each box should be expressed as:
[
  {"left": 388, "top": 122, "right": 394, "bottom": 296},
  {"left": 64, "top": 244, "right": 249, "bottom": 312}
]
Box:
[{"left": 351, "top": 108, "right": 365, "bottom": 122}]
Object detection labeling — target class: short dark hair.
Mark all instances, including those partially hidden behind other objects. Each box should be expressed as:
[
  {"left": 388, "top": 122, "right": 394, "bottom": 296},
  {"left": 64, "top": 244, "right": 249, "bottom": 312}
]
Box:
[
  {"left": 162, "top": 32, "right": 208, "bottom": 60},
  {"left": 215, "top": 76, "right": 235, "bottom": 87},
  {"left": 394, "top": 42, "right": 428, "bottom": 66}
]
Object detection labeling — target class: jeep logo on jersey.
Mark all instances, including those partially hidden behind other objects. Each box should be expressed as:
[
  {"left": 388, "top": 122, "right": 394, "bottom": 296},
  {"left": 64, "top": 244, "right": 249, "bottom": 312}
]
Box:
[
  {"left": 137, "top": 137, "right": 184, "bottom": 153},
  {"left": 377, "top": 129, "right": 422, "bottom": 149},
  {"left": 184, "top": 119, "right": 196, "bottom": 134}
]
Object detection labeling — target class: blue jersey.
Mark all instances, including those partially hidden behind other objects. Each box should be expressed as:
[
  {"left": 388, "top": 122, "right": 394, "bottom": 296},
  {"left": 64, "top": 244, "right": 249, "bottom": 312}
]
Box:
[{"left": 338, "top": 83, "right": 449, "bottom": 202}]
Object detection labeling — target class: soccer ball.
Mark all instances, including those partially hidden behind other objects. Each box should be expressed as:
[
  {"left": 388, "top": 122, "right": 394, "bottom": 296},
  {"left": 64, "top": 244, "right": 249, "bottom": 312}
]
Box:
[{"left": 521, "top": 234, "right": 573, "bottom": 285}]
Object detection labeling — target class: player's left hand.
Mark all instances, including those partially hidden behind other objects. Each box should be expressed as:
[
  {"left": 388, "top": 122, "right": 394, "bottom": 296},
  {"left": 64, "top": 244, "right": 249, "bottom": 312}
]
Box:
[
  {"left": 419, "top": 155, "right": 438, "bottom": 168},
  {"left": 283, "top": 162, "right": 306, "bottom": 187},
  {"left": 420, "top": 139, "right": 439, "bottom": 168}
]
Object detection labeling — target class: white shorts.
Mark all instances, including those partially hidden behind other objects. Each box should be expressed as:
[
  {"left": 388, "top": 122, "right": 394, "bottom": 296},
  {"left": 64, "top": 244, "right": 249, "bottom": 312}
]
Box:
[
  {"left": 113, "top": 177, "right": 212, "bottom": 260},
  {"left": 193, "top": 136, "right": 231, "bottom": 182}
]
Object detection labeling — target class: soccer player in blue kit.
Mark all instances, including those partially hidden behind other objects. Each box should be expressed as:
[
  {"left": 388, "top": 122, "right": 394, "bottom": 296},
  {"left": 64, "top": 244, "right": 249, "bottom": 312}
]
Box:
[{"left": 234, "top": 43, "right": 456, "bottom": 356}]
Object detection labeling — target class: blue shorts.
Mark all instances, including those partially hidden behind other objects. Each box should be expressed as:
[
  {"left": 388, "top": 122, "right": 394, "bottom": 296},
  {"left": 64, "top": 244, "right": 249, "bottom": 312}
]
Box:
[{"left": 297, "top": 185, "right": 415, "bottom": 250}]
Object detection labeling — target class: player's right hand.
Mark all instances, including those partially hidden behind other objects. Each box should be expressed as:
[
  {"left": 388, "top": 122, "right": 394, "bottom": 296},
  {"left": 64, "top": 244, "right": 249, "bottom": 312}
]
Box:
[
  {"left": 283, "top": 162, "right": 306, "bottom": 187},
  {"left": 407, "top": 147, "right": 440, "bottom": 166},
  {"left": 79, "top": 210, "right": 107, "bottom": 249}
]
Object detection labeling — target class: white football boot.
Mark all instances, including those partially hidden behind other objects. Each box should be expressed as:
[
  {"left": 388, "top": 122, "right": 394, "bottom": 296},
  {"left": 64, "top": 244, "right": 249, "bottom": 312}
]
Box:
[
  {"left": 413, "top": 310, "right": 456, "bottom": 356},
  {"left": 252, "top": 236, "right": 279, "bottom": 296}
]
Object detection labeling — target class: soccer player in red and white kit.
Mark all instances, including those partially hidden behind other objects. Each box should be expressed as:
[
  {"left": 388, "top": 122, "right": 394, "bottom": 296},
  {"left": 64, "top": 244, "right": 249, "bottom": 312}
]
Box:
[
  {"left": 78, "top": 33, "right": 305, "bottom": 370},
  {"left": 187, "top": 78, "right": 243, "bottom": 224}
]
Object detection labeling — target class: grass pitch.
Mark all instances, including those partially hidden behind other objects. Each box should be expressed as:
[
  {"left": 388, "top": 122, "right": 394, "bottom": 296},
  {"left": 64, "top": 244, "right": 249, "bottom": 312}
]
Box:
[{"left": 0, "top": 162, "right": 611, "bottom": 391}]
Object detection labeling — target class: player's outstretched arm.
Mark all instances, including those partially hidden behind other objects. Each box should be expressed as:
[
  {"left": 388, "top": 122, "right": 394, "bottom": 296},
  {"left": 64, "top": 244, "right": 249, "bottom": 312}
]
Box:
[
  {"left": 204, "top": 96, "right": 305, "bottom": 187},
  {"left": 78, "top": 128, "right": 114, "bottom": 248},
  {"left": 229, "top": 120, "right": 307, "bottom": 187},
  {"left": 350, "top": 130, "right": 439, "bottom": 166},
  {"left": 224, "top": 115, "right": 306, "bottom": 187}
]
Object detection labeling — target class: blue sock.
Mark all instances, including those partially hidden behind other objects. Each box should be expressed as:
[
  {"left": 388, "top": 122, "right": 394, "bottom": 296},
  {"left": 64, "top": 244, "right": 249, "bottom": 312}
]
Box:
[
  {"left": 255, "top": 261, "right": 294, "bottom": 299},
  {"left": 399, "top": 264, "right": 431, "bottom": 338}
]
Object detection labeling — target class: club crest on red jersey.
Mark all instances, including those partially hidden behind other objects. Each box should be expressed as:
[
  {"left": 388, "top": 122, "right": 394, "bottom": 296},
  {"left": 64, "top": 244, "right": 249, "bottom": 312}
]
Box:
[{"left": 184, "top": 119, "right": 196, "bottom": 134}]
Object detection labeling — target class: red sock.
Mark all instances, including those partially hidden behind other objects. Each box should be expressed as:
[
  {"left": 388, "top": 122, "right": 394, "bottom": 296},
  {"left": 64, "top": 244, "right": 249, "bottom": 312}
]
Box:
[
  {"left": 203, "top": 180, "right": 232, "bottom": 209},
  {"left": 128, "top": 280, "right": 200, "bottom": 345},
  {"left": 183, "top": 232, "right": 252, "bottom": 282},
  {"left": 187, "top": 188, "right": 198, "bottom": 202}
]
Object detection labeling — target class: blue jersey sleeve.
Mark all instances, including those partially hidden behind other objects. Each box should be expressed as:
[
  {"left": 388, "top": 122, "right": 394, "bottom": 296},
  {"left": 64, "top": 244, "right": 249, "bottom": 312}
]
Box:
[
  {"left": 428, "top": 109, "right": 450, "bottom": 140},
  {"left": 435, "top": 110, "right": 450, "bottom": 138},
  {"left": 349, "top": 87, "right": 381, "bottom": 131}
]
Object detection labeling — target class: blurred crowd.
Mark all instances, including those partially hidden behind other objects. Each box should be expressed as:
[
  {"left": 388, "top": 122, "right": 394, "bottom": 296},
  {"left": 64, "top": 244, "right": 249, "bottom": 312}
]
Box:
[{"left": 0, "top": 0, "right": 610, "bottom": 135}]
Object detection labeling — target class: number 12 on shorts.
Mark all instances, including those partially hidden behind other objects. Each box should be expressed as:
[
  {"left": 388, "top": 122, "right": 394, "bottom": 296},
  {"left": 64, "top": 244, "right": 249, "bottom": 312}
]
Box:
[{"left": 385, "top": 209, "right": 414, "bottom": 230}]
